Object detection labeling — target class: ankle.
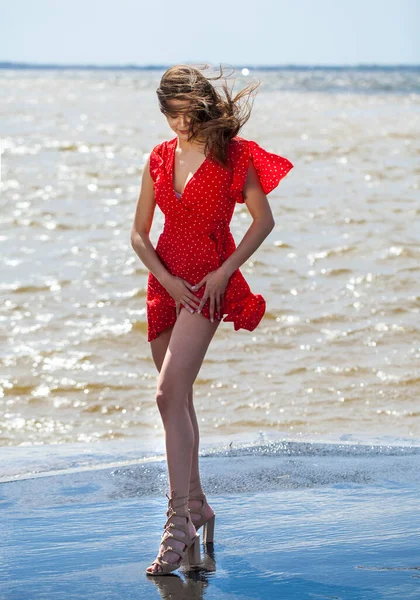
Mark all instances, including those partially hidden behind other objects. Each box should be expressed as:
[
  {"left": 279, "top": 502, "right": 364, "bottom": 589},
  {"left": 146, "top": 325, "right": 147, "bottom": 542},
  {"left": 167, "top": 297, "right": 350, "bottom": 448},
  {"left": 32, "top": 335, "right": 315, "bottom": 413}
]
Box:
[
  {"left": 189, "top": 487, "right": 205, "bottom": 500},
  {"left": 189, "top": 478, "right": 205, "bottom": 498},
  {"left": 166, "top": 490, "right": 190, "bottom": 514}
]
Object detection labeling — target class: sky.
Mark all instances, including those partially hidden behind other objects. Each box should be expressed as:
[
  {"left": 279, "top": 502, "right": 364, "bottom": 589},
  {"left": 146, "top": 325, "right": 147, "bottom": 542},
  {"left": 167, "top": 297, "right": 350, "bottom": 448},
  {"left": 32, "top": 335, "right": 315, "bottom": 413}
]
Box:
[{"left": 1, "top": 0, "right": 419, "bottom": 66}]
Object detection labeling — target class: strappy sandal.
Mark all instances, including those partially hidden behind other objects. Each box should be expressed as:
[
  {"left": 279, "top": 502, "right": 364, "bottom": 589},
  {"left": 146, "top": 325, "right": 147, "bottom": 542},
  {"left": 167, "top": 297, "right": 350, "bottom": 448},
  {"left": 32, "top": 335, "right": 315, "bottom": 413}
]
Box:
[
  {"left": 146, "top": 490, "right": 201, "bottom": 576},
  {"left": 188, "top": 478, "right": 216, "bottom": 544}
]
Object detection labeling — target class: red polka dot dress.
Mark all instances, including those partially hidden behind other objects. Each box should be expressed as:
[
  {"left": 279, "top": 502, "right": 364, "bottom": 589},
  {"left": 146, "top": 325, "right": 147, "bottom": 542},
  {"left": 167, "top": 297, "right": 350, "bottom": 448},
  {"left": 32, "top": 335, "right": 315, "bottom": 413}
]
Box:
[{"left": 146, "top": 135, "right": 293, "bottom": 342}]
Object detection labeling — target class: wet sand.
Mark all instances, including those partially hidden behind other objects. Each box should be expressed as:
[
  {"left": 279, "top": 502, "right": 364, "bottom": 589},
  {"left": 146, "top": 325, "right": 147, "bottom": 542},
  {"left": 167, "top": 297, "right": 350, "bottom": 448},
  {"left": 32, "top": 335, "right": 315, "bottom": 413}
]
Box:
[{"left": 2, "top": 438, "right": 420, "bottom": 599}]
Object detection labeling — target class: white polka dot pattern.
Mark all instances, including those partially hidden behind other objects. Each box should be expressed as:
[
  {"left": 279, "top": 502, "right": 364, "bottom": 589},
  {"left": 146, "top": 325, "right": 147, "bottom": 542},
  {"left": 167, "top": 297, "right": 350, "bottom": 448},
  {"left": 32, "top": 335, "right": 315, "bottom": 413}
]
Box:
[
  {"left": 231, "top": 136, "right": 294, "bottom": 203},
  {"left": 145, "top": 135, "right": 294, "bottom": 342}
]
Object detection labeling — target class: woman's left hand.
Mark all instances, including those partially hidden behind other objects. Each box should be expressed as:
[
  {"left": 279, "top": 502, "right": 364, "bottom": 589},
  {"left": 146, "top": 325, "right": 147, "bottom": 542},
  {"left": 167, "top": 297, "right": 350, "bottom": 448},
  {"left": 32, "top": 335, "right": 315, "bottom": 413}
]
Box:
[{"left": 191, "top": 267, "right": 230, "bottom": 322}]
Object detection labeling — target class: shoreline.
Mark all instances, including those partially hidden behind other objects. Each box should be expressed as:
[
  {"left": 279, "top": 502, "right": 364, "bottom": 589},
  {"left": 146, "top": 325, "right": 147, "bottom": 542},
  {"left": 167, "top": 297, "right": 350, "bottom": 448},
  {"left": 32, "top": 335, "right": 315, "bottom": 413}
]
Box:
[
  {"left": 1, "top": 430, "right": 420, "bottom": 484},
  {"left": 2, "top": 434, "right": 420, "bottom": 599}
]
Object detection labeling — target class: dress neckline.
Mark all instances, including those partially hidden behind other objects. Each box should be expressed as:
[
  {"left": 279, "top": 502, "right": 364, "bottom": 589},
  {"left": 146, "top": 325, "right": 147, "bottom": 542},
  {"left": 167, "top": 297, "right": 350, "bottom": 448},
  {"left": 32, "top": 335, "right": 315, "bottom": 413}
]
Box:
[{"left": 170, "top": 137, "right": 209, "bottom": 197}]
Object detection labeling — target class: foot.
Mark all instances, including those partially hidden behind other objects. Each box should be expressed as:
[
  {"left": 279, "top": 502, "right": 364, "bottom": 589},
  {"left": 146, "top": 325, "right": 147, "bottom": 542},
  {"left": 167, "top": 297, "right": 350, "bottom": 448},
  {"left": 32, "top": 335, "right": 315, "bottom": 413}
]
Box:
[
  {"left": 188, "top": 492, "right": 215, "bottom": 529},
  {"left": 146, "top": 493, "right": 197, "bottom": 575}
]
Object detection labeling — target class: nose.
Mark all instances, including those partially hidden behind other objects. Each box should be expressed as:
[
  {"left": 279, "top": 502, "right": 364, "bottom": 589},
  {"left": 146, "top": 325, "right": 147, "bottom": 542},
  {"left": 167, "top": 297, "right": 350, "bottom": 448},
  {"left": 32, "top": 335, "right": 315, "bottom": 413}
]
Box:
[{"left": 178, "top": 114, "right": 190, "bottom": 127}]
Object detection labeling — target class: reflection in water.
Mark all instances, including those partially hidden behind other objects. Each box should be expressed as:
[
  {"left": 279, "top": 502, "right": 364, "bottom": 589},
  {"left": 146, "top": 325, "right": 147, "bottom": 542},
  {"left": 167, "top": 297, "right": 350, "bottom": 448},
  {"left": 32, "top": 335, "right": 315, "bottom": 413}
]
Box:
[{"left": 148, "top": 543, "right": 216, "bottom": 600}]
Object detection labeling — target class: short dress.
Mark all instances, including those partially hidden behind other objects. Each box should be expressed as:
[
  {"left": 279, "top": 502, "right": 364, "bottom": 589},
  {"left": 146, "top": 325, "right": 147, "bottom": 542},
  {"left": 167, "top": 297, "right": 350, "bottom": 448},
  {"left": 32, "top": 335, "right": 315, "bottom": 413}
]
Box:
[{"left": 146, "top": 135, "right": 293, "bottom": 342}]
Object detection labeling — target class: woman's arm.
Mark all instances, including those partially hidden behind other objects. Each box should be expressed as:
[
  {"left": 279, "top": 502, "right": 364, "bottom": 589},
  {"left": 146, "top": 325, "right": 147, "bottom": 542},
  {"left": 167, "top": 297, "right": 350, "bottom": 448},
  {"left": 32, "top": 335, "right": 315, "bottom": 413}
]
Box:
[
  {"left": 219, "top": 159, "right": 275, "bottom": 279},
  {"left": 192, "top": 159, "right": 275, "bottom": 320},
  {"left": 130, "top": 155, "right": 202, "bottom": 314},
  {"left": 130, "top": 156, "right": 172, "bottom": 286}
]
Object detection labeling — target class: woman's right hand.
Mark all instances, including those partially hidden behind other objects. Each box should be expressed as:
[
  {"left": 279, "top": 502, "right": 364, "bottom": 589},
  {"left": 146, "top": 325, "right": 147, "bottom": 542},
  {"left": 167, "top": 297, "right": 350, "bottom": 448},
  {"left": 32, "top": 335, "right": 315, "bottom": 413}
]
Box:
[{"left": 163, "top": 274, "right": 202, "bottom": 317}]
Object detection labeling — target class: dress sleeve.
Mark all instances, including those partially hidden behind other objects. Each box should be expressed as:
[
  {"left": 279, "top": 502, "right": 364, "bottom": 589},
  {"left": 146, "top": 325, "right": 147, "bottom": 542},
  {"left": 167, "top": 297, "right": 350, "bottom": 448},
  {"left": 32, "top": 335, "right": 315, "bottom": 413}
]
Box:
[
  {"left": 148, "top": 144, "right": 164, "bottom": 183},
  {"left": 231, "top": 137, "right": 294, "bottom": 203}
]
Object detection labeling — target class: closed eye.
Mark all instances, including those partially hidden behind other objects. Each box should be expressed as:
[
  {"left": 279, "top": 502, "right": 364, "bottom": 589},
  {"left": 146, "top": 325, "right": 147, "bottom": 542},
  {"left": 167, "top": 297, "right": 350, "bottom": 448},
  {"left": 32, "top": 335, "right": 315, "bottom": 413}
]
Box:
[{"left": 166, "top": 112, "right": 192, "bottom": 119}]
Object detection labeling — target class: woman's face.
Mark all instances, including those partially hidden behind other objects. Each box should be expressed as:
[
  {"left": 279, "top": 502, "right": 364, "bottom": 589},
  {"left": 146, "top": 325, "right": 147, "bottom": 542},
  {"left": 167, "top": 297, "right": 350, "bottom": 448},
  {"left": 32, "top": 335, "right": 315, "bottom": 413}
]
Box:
[{"left": 163, "top": 99, "right": 193, "bottom": 139}]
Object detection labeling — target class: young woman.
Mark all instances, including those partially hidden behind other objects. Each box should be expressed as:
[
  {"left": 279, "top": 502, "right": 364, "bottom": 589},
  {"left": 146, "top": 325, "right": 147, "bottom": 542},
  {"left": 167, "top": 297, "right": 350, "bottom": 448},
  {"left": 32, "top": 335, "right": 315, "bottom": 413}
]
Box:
[{"left": 130, "top": 64, "right": 293, "bottom": 576}]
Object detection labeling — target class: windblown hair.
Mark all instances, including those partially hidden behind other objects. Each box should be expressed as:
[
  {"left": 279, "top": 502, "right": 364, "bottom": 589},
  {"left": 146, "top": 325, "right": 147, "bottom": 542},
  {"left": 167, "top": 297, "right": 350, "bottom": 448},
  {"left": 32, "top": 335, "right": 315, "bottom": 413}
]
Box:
[{"left": 156, "top": 64, "right": 260, "bottom": 167}]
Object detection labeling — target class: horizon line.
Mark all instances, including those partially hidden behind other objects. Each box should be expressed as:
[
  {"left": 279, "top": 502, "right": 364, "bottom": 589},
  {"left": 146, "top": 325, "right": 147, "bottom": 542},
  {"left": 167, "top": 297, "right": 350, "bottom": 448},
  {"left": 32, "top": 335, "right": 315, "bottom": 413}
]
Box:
[{"left": 1, "top": 61, "right": 419, "bottom": 71}]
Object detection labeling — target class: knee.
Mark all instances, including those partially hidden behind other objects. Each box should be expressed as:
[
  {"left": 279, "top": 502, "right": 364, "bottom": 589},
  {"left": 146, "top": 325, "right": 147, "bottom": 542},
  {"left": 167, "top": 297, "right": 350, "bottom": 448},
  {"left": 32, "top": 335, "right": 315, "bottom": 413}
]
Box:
[
  {"left": 155, "top": 385, "right": 188, "bottom": 417},
  {"left": 155, "top": 388, "right": 169, "bottom": 416},
  {"left": 187, "top": 389, "right": 193, "bottom": 407}
]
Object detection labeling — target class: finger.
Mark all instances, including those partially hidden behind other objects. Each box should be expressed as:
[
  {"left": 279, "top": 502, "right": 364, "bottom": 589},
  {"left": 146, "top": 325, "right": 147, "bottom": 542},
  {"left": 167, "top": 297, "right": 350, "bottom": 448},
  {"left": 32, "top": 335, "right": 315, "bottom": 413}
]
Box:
[
  {"left": 175, "top": 302, "right": 180, "bottom": 318},
  {"left": 197, "top": 294, "right": 207, "bottom": 314},
  {"left": 186, "top": 292, "right": 201, "bottom": 309},
  {"left": 191, "top": 279, "right": 204, "bottom": 291},
  {"left": 183, "top": 298, "right": 195, "bottom": 314},
  {"left": 182, "top": 281, "right": 201, "bottom": 307},
  {"left": 209, "top": 296, "right": 215, "bottom": 322},
  {"left": 216, "top": 295, "right": 221, "bottom": 319},
  {"left": 182, "top": 295, "right": 198, "bottom": 312}
]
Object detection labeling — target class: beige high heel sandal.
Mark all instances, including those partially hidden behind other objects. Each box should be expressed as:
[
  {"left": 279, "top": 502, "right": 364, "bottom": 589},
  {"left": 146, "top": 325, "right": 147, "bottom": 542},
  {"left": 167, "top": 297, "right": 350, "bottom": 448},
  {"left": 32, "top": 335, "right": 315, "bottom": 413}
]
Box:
[
  {"left": 188, "top": 478, "right": 216, "bottom": 544},
  {"left": 146, "top": 490, "right": 201, "bottom": 576}
]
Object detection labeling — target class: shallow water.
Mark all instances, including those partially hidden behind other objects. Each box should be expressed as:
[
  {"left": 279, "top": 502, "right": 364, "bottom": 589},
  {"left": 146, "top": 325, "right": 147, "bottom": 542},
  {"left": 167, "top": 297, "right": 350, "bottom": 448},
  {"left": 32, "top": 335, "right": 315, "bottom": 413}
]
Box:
[
  {"left": 1, "top": 438, "right": 420, "bottom": 599},
  {"left": 1, "top": 67, "right": 420, "bottom": 447}
]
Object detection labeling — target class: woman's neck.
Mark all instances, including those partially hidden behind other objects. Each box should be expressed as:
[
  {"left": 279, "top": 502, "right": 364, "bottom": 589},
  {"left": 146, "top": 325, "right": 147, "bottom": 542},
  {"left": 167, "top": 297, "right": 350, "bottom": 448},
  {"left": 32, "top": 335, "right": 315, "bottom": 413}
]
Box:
[{"left": 176, "top": 136, "right": 206, "bottom": 153}]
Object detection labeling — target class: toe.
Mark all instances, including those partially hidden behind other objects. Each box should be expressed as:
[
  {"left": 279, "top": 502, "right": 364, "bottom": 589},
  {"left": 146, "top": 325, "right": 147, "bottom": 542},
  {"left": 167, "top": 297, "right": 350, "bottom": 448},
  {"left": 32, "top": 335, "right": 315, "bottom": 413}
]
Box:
[{"left": 146, "top": 563, "right": 160, "bottom": 574}]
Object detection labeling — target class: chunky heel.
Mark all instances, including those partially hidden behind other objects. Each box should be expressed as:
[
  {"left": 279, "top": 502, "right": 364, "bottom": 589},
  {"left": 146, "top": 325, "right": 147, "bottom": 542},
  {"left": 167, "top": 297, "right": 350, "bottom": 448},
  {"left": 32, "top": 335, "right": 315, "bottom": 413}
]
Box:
[
  {"left": 188, "top": 479, "right": 216, "bottom": 544},
  {"left": 202, "top": 514, "right": 215, "bottom": 544},
  {"left": 187, "top": 534, "right": 201, "bottom": 564}
]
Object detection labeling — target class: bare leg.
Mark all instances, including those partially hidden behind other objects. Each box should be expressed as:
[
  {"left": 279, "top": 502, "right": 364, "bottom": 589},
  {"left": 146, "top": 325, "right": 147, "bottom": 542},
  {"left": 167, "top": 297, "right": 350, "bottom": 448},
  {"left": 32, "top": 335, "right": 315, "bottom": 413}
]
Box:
[
  {"left": 147, "top": 309, "right": 220, "bottom": 574},
  {"left": 187, "top": 390, "right": 215, "bottom": 523},
  {"left": 150, "top": 326, "right": 214, "bottom": 525},
  {"left": 188, "top": 390, "right": 201, "bottom": 491}
]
